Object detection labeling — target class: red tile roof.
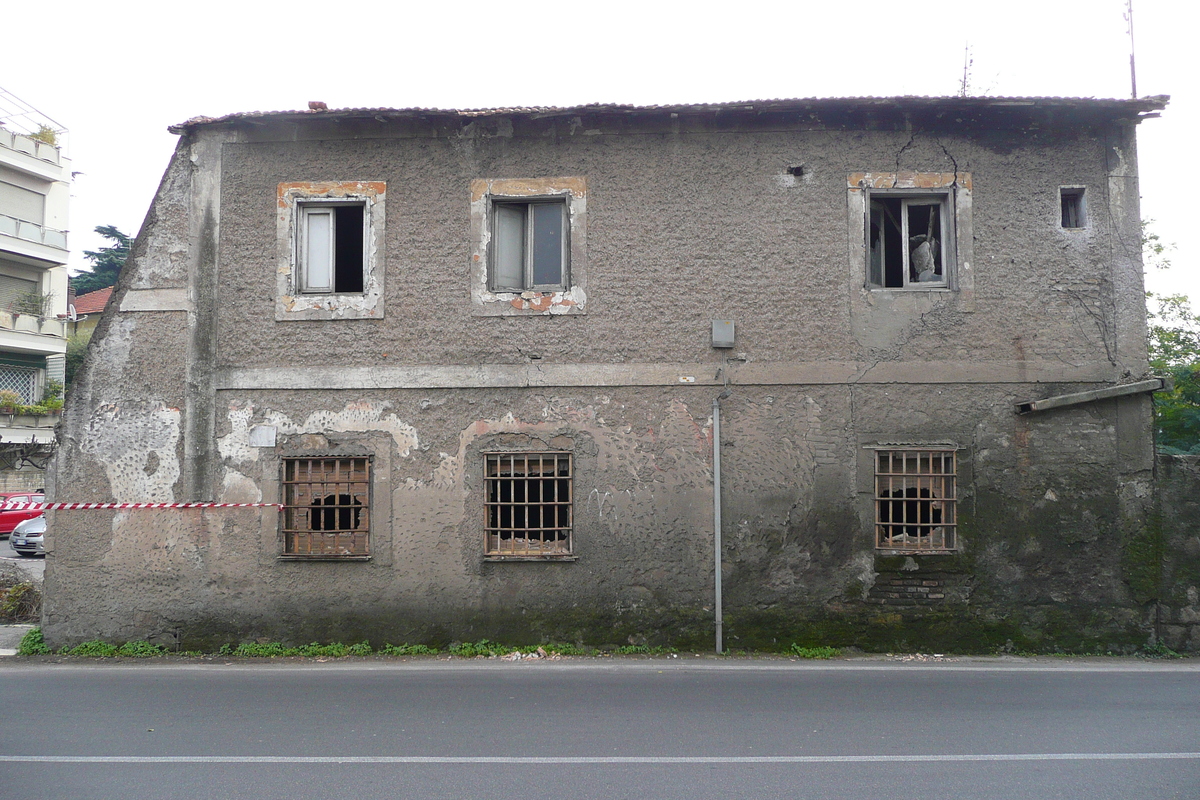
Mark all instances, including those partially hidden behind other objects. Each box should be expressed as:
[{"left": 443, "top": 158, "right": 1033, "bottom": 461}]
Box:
[{"left": 72, "top": 286, "right": 113, "bottom": 316}]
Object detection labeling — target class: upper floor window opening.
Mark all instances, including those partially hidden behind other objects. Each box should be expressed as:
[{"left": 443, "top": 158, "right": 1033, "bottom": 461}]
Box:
[
  {"left": 298, "top": 201, "right": 365, "bottom": 294},
  {"left": 490, "top": 198, "right": 569, "bottom": 293},
  {"left": 868, "top": 193, "right": 952, "bottom": 289},
  {"left": 1060, "top": 187, "right": 1087, "bottom": 229}
]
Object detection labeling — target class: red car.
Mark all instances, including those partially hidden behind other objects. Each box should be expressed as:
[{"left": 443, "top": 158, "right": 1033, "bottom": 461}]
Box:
[{"left": 0, "top": 491, "right": 44, "bottom": 538}]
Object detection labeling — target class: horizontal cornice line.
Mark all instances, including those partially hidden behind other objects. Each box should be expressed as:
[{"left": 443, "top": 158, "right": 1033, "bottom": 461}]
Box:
[{"left": 214, "top": 362, "right": 1116, "bottom": 390}]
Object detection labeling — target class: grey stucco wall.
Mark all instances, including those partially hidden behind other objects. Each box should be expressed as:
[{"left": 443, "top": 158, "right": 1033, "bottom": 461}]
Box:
[{"left": 42, "top": 103, "right": 1173, "bottom": 652}]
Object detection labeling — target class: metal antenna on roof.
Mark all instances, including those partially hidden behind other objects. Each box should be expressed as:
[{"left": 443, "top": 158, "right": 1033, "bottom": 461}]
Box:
[
  {"left": 1125, "top": 0, "right": 1138, "bottom": 99},
  {"left": 958, "top": 43, "right": 973, "bottom": 97}
]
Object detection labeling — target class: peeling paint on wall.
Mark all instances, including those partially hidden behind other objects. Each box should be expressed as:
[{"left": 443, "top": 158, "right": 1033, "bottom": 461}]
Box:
[{"left": 220, "top": 401, "right": 420, "bottom": 459}]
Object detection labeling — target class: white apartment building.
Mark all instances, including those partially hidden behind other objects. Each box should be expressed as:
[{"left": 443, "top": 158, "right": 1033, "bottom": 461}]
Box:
[{"left": 0, "top": 88, "right": 70, "bottom": 490}]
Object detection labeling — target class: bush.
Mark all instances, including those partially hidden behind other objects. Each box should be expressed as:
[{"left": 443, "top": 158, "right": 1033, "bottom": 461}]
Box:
[
  {"left": 0, "top": 581, "right": 40, "bottom": 622},
  {"left": 17, "top": 627, "right": 50, "bottom": 655}
]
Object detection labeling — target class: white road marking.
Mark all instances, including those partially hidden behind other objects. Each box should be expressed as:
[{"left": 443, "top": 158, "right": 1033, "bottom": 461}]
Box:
[{"left": 2, "top": 753, "right": 1198, "bottom": 764}]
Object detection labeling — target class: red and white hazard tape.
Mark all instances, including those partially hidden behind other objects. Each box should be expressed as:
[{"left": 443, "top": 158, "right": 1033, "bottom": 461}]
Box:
[{"left": 0, "top": 502, "right": 283, "bottom": 510}]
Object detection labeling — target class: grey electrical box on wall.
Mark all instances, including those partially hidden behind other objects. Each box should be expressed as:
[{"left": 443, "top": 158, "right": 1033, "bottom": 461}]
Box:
[{"left": 712, "top": 320, "right": 735, "bottom": 348}]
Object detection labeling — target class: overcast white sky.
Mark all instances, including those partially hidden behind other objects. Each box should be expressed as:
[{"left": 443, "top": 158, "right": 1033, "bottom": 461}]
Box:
[{"left": 4, "top": 0, "right": 1195, "bottom": 300}]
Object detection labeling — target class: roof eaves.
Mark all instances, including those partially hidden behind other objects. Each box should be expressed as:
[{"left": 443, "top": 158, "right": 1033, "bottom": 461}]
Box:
[{"left": 167, "top": 95, "right": 1171, "bottom": 134}]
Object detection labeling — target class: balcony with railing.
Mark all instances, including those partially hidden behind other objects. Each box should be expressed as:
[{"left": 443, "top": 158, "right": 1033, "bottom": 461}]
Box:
[
  {"left": 0, "top": 127, "right": 62, "bottom": 167},
  {"left": 0, "top": 307, "right": 66, "bottom": 339},
  {"left": 0, "top": 212, "right": 68, "bottom": 252}
]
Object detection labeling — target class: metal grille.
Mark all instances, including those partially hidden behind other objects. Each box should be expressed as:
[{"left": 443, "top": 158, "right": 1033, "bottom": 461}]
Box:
[
  {"left": 282, "top": 457, "right": 370, "bottom": 557},
  {"left": 0, "top": 366, "right": 37, "bottom": 404},
  {"left": 875, "top": 450, "right": 956, "bottom": 551},
  {"left": 485, "top": 453, "right": 573, "bottom": 557}
]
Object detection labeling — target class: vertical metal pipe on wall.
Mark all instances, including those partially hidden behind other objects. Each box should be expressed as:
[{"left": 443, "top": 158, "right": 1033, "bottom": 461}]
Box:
[{"left": 712, "top": 393, "right": 726, "bottom": 654}]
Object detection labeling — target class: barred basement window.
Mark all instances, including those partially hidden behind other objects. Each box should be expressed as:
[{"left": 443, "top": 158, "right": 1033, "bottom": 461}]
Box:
[
  {"left": 485, "top": 453, "right": 573, "bottom": 558},
  {"left": 875, "top": 449, "right": 956, "bottom": 552},
  {"left": 282, "top": 457, "right": 370, "bottom": 558}
]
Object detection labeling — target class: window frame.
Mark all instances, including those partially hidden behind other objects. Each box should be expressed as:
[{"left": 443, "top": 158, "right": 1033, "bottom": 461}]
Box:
[
  {"left": 488, "top": 197, "right": 570, "bottom": 293},
  {"left": 873, "top": 448, "right": 958, "bottom": 553},
  {"left": 866, "top": 189, "right": 956, "bottom": 290},
  {"left": 483, "top": 451, "right": 575, "bottom": 561},
  {"left": 296, "top": 200, "right": 368, "bottom": 295},
  {"left": 280, "top": 455, "right": 372, "bottom": 560}
]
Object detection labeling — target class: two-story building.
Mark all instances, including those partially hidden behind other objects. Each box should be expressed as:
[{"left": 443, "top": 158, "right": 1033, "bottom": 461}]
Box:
[
  {"left": 45, "top": 94, "right": 1198, "bottom": 654},
  {"left": 0, "top": 89, "right": 70, "bottom": 492}
]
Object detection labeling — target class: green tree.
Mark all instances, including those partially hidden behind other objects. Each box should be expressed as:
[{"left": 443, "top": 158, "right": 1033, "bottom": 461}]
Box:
[
  {"left": 1144, "top": 223, "right": 1199, "bottom": 453},
  {"left": 64, "top": 330, "right": 92, "bottom": 388},
  {"left": 1148, "top": 293, "right": 1200, "bottom": 454},
  {"left": 70, "top": 225, "right": 130, "bottom": 295}
]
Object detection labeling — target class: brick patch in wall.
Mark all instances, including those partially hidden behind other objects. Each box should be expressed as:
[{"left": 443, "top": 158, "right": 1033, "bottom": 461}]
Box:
[{"left": 867, "top": 573, "right": 971, "bottom": 606}]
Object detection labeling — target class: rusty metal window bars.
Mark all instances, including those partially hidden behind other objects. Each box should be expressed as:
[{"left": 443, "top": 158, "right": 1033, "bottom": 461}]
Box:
[
  {"left": 875, "top": 449, "right": 956, "bottom": 552},
  {"left": 485, "top": 452, "right": 573, "bottom": 558},
  {"left": 282, "top": 456, "right": 370, "bottom": 557}
]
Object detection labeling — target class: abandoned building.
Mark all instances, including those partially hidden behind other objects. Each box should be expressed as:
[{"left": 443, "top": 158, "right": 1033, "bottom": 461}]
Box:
[{"left": 42, "top": 94, "right": 1200, "bottom": 653}]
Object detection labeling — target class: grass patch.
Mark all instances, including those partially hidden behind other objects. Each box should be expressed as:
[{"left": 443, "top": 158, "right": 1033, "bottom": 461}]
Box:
[
  {"left": 218, "top": 641, "right": 373, "bottom": 658},
  {"left": 62, "top": 640, "right": 119, "bottom": 657},
  {"left": 379, "top": 643, "right": 439, "bottom": 656},
  {"left": 448, "top": 639, "right": 508, "bottom": 657},
  {"left": 614, "top": 644, "right": 678, "bottom": 655},
  {"left": 116, "top": 641, "right": 169, "bottom": 658},
  {"left": 788, "top": 644, "right": 840, "bottom": 659}
]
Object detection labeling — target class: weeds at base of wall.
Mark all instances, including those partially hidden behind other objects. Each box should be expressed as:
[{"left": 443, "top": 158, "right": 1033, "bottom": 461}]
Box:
[
  {"left": 723, "top": 606, "right": 1168, "bottom": 655},
  {"left": 788, "top": 644, "right": 840, "bottom": 659},
  {"left": 20, "top": 627, "right": 1185, "bottom": 660}
]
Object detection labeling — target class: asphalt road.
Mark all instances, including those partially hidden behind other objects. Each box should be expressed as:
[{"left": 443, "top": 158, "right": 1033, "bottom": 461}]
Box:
[{"left": 0, "top": 659, "right": 1197, "bottom": 800}]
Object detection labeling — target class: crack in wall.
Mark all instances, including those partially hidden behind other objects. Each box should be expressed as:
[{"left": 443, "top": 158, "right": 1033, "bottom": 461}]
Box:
[{"left": 893, "top": 132, "right": 917, "bottom": 172}]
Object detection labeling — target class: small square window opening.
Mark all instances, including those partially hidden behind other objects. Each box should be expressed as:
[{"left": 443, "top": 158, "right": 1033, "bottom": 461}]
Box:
[
  {"left": 299, "top": 202, "right": 366, "bottom": 293},
  {"left": 282, "top": 457, "right": 370, "bottom": 557},
  {"left": 485, "top": 453, "right": 573, "bottom": 557},
  {"left": 490, "top": 200, "right": 568, "bottom": 292},
  {"left": 1060, "top": 188, "right": 1086, "bottom": 229},
  {"left": 875, "top": 450, "right": 956, "bottom": 552},
  {"left": 868, "top": 195, "right": 950, "bottom": 288}
]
